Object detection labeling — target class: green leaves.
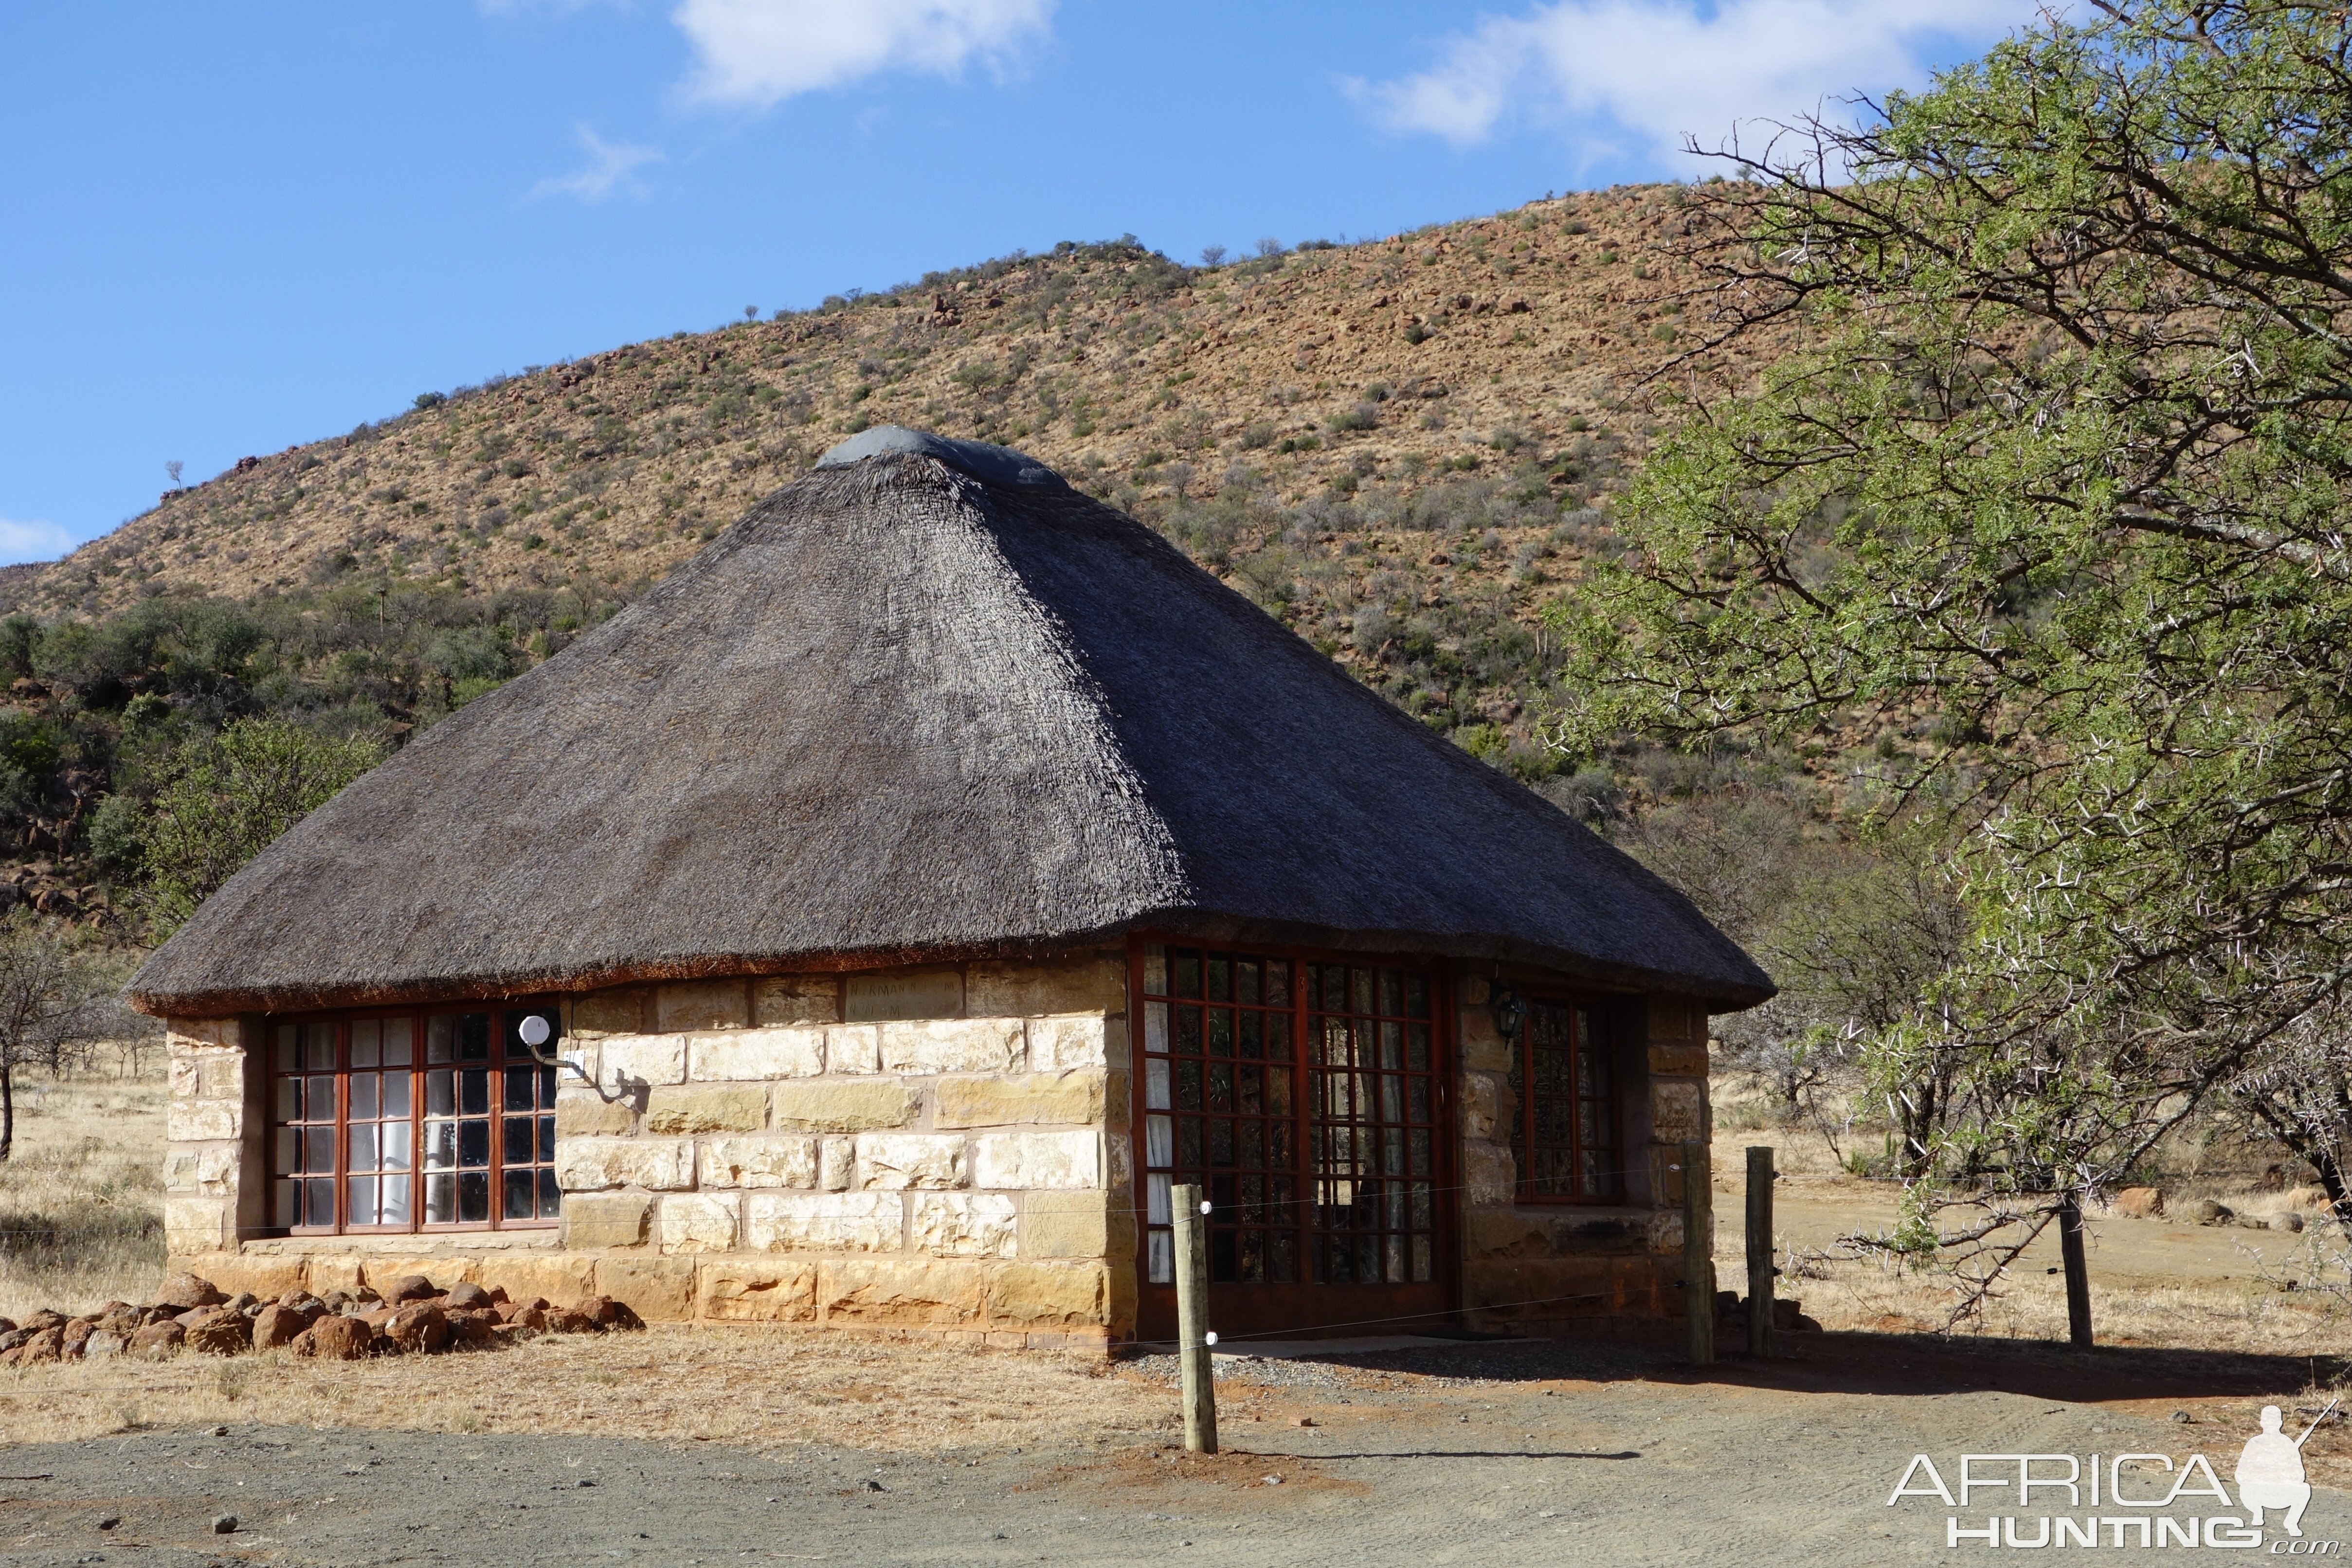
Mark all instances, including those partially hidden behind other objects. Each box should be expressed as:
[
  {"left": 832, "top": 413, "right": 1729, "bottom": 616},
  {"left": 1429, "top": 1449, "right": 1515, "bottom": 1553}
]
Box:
[
  {"left": 134, "top": 719, "right": 382, "bottom": 932},
  {"left": 1563, "top": 0, "right": 2352, "bottom": 1209}
]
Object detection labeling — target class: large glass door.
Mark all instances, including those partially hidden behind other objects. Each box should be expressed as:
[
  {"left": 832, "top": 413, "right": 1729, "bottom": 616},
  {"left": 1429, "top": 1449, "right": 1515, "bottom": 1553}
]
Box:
[{"left": 1135, "top": 940, "right": 1451, "bottom": 1340}]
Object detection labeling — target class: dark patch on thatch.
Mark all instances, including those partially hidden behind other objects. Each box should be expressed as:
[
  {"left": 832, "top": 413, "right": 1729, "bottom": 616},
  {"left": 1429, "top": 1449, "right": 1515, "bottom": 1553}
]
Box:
[{"left": 128, "top": 436, "right": 1773, "bottom": 1017}]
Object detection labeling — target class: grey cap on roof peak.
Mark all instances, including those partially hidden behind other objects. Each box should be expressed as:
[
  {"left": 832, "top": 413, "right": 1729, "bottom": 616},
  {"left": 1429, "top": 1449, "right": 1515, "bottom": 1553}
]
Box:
[{"left": 817, "top": 425, "right": 1065, "bottom": 489}]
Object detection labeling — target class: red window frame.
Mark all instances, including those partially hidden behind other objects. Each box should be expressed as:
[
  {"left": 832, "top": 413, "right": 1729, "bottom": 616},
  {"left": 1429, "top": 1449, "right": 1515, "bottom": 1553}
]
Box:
[
  {"left": 265, "top": 1001, "right": 563, "bottom": 1236},
  {"left": 1131, "top": 937, "right": 1450, "bottom": 1291},
  {"left": 1503, "top": 993, "right": 1620, "bottom": 1204}
]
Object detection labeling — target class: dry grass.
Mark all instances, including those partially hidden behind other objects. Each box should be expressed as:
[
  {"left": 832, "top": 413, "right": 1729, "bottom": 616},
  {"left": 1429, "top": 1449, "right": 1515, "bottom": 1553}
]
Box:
[
  {"left": 0, "top": 1328, "right": 1173, "bottom": 1451},
  {"left": 1709, "top": 1088, "right": 2352, "bottom": 1358},
  {"left": 0, "top": 1063, "right": 165, "bottom": 1323},
  {"left": 1765, "top": 1246, "right": 2352, "bottom": 1354}
]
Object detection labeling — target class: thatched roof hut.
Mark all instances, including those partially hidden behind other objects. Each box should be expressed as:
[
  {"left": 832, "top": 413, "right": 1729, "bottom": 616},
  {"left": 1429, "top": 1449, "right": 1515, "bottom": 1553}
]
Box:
[{"left": 128, "top": 427, "right": 1769, "bottom": 1018}]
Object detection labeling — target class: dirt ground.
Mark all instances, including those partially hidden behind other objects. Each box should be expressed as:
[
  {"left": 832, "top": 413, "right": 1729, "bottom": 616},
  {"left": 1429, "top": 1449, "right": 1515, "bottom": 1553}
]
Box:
[{"left": 0, "top": 1331, "right": 2346, "bottom": 1566}]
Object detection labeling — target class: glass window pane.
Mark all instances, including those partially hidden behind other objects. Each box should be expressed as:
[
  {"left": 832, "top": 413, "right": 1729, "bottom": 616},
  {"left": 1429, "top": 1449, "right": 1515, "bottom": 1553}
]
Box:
[
  {"left": 1173, "top": 949, "right": 1200, "bottom": 998},
  {"left": 1148, "top": 1230, "right": 1173, "bottom": 1284},
  {"left": 382, "top": 1017, "right": 414, "bottom": 1066},
  {"left": 382, "top": 1173, "right": 412, "bottom": 1225},
  {"left": 1206, "top": 955, "right": 1230, "bottom": 1002},
  {"left": 348, "top": 1072, "right": 378, "bottom": 1122},
  {"left": 1142, "top": 943, "right": 1166, "bottom": 995},
  {"left": 1208, "top": 1009, "right": 1232, "bottom": 1057},
  {"left": 460, "top": 1068, "right": 489, "bottom": 1116},
  {"left": 425, "top": 1171, "right": 455, "bottom": 1224},
  {"left": 303, "top": 1125, "right": 334, "bottom": 1173},
  {"left": 1146, "top": 1058, "right": 1170, "bottom": 1111},
  {"left": 503, "top": 1116, "right": 534, "bottom": 1164},
  {"left": 1404, "top": 973, "right": 1429, "bottom": 1017},
  {"left": 275, "top": 1077, "right": 301, "bottom": 1123},
  {"left": 1175, "top": 1007, "right": 1202, "bottom": 1055},
  {"left": 273, "top": 1179, "right": 297, "bottom": 1228},
  {"left": 504, "top": 1169, "right": 535, "bottom": 1221},
  {"left": 304, "top": 1178, "right": 335, "bottom": 1228},
  {"left": 426, "top": 1071, "right": 454, "bottom": 1117},
  {"left": 272, "top": 1127, "right": 298, "bottom": 1175},
  {"left": 458, "top": 1171, "right": 490, "bottom": 1222},
  {"left": 1146, "top": 1115, "right": 1172, "bottom": 1167},
  {"left": 348, "top": 1122, "right": 377, "bottom": 1171},
  {"left": 1264, "top": 960, "right": 1289, "bottom": 1008},
  {"left": 350, "top": 1018, "right": 380, "bottom": 1068},
  {"left": 382, "top": 1121, "right": 411, "bottom": 1171},
  {"left": 459, "top": 1118, "right": 490, "bottom": 1168},
  {"left": 458, "top": 1014, "right": 492, "bottom": 1062},
  {"left": 424, "top": 1118, "right": 456, "bottom": 1170},
  {"left": 504, "top": 1070, "right": 533, "bottom": 1113},
  {"left": 1144, "top": 1000, "right": 1168, "bottom": 1054},
  {"left": 304, "top": 1028, "right": 336, "bottom": 1072},
  {"left": 427, "top": 1016, "right": 456, "bottom": 1063},
  {"left": 307, "top": 1075, "right": 335, "bottom": 1116},
  {"left": 1236, "top": 959, "right": 1260, "bottom": 1006},
  {"left": 347, "top": 1174, "right": 377, "bottom": 1225},
  {"left": 1380, "top": 970, "right": 1402, "bottom": 1017},
  {"left": 538, "top": 1066, "right": 558, "bottom": 1110},
  {"left": 273, "top": 1024, "right": 298, "bottom": 1073},
  {"left": 538, "top": 1168, "right": 561, "bottom": 1219},
  {"left": 539, "top": 1114, "right": 556, "bottom": 1162},
  {"left": 383, "top": 1073, "right": 411, "bottom": 1118}
]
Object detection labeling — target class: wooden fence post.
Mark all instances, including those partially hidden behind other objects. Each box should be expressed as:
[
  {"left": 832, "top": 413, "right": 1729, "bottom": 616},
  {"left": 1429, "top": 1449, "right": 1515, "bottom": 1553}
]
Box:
[
  {"left": 2057, "top": 1194, "right": 2094, "bottom": 1350},
  {"left": 1682, "top": 1140, "right": 1714, "bottom": 1366},
  {"left": 1746, "top": 1145, "right": 1774, "bottom": 1359},
  {"left": 1172, "top": 1181, "right": 1218, "bottom": 1453}
]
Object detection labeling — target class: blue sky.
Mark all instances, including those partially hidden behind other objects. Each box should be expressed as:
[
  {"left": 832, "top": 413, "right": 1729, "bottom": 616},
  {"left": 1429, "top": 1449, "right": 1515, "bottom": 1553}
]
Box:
[{"left": 0, "top": 0, "right": 2036, "bottom": 564}]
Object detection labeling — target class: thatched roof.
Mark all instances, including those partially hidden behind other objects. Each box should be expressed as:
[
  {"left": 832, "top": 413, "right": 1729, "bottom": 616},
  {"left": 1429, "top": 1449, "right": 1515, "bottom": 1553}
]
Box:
[{"left": 129, "top": 428, "right": 1773, "bottom": 1017}]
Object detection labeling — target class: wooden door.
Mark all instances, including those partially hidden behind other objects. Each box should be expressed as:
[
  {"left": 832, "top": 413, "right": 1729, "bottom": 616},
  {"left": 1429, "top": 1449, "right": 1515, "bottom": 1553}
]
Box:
[{"left": 1133, "top": 940, "right": 1453, "bottom": 1342}]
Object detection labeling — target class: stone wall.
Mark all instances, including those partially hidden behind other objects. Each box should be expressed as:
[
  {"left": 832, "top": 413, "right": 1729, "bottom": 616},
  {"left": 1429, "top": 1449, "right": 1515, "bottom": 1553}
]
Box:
[
  {"left": 1452, "top": 970, "right": 1708, "bottom": 1335},
  {"left": 164, "top": 950, "right": 1138, "bottom": 1350}
]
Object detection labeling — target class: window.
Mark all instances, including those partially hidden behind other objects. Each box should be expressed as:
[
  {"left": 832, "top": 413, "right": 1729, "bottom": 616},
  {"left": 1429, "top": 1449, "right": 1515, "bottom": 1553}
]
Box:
[
  {"left": 1137, "top": 942, "right": 1440, "bottom": 1289},
  {"left": 267, "top": 1003, "right": 561, "bottom": 1234},
  {"left": 1503, "top": 997, "right": 1617, "bottom": 1201}
]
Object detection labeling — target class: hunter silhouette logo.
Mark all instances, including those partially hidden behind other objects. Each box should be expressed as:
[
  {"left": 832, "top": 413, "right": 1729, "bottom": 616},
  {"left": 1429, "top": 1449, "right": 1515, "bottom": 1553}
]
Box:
[
  {"left": 1886, "top": 1400, "right": 2340, "bottom": 1550},
  {"left": 2238, "top": 1405, "right": 2319, "bottom": 1537}
]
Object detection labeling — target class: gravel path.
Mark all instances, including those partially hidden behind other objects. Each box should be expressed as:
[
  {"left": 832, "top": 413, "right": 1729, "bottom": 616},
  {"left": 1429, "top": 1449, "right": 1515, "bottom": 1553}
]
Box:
[{"left": 0, "top": 1336, "right": 2340, "bottom": 1565}]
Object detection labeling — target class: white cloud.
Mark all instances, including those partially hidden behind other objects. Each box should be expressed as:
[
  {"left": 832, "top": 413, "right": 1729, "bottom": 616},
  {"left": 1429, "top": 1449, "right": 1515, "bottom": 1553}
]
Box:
[
  {"left": 530, "top": 124, "right": 664, "bottom": 201},
  {"left": 672, "top": 0, "right": 1056, "bottom": 110},
  {"left": 1354, "top": 0, "right": 2038, "bottom": 161},
  {"left": 0, "top": 515, "right": 79, "bottom": 567}
]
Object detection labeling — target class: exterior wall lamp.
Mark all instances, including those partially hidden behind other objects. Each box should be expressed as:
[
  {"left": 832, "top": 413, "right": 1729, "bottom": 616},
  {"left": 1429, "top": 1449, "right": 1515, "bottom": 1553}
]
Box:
[{"left": 1490, "top": 983, "right": 1527, "bottom": 1043}]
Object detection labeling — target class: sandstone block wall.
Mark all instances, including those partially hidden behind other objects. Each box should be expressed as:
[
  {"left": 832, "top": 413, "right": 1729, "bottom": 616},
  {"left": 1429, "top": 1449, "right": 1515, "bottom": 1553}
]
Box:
[
  {"left": 164, "top": 949, "right": 1138, "bottom": 1350},
  {"left": 1452, "top": 970, "right": 1708, "bottom": 1335}
]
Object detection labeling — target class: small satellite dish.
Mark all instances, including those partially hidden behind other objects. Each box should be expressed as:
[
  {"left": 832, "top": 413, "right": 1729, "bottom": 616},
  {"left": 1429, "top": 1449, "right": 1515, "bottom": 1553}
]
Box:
[{"left": 518, "top": 1015, "right": 553, "bottom": 1048}]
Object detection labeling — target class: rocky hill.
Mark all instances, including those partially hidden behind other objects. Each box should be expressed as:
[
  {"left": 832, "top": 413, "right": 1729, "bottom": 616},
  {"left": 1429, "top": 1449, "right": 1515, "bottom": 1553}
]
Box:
[
  {"left": 0, "top": 186, "right": 1815, "bottom": 937},
  {"left": 13, "top": 187, "right": 1785, "bottom": 762}
]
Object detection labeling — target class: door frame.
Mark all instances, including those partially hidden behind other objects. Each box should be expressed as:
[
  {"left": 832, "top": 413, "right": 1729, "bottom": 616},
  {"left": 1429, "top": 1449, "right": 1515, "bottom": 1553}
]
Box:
[{"left": 1126, "top": 933, "right": 1461, "bottom": 1342}]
